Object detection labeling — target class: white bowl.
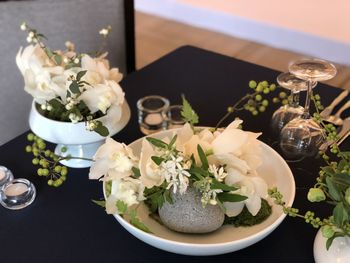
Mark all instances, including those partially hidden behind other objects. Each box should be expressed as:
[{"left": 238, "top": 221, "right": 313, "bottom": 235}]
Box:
[
  {"left": 29, "top": 100, "right": 131, "bottom": 168},
  {"left": 105, "top": 129, "right": 295, "bottom": 256}
]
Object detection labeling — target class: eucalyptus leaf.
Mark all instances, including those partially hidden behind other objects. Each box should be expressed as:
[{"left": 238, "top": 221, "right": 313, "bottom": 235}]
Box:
[
  {"left": 326, "top": 232, "right": 345, "bottom": 250},
  {"left": 94, "top": 121, "right": 109, "bottom": 137},
  {"left": 333, "top": 202, "right": 348, "bottom": 227},
  {"left": 53, "top": 54, "right": 62, "bottom": 65},
  {"left": 132, "top": 167, "right": 141, "bottom": 178},
  {"left": 69, "top": 81, "right": 80, "bottom": 94}
]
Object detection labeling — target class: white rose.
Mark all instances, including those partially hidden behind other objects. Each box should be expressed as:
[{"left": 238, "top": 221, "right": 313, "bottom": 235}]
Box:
[
  {"left": 139, "top": 139, "right": 165, "bottom": 188},
  {"left": 81, "top": 53, "right": 123, "bottom": 84},
  {"left": 89, "top": 138, "right": 138, "bottom": 180},
  {"left": 224, "top": 176, "right": 268, "bottom": 217},
  {"left": 106, "top": 177, "right": 145, "bottom": 214},
  {"left": 78, "top": 80, "right": 125, "bottom": 114}
]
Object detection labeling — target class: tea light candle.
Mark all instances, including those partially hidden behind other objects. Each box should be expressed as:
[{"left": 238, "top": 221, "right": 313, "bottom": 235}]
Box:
[
  {"left": 145, "top": 113, "right": 163, "bottom": 125},
  {"left": 5, "top": 183, "right": 28, "bottom": 196}
]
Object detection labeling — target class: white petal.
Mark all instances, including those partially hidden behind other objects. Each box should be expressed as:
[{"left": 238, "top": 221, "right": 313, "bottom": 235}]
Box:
[
  {"left": 245, "top": 194, "right": 262, "bottom": 216},
  {"left": 89, "top": 158, "right": 109, "bottom": 180},
  {"left": 223, "top": 201, "right": 245, "bottom": 217},
  {"left": 212, "top": 129, "right": 248, "bottom": 155},
  {"left": 225, "top": 167, "right": 246, "bottom": 185}
]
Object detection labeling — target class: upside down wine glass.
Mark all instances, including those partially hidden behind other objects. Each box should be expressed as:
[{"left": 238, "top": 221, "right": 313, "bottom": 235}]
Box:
[
  {"left": 279, "top": 59, "right": 337, "bottom": 160},
  {"left": 271, "top": 72, "right": 314, "bottom": 134}
]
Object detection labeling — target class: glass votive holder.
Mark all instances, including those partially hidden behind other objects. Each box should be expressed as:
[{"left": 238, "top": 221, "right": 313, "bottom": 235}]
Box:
[
  {"left": 163, "top": 105, "right": 186, "bottom": 129},
  {"left": 0, "top": 178, "right": 36, "bottom": 210},
  {"left": 137, "top": 95, "right": 170, "bottom": 135},
  {"left": 0, "top": 166, "right": 14, "bottom": 188}
]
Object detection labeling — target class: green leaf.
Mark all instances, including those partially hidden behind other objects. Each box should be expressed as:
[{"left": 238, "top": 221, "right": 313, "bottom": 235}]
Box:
[
  {"left": 132, "top": 167, "right": 141, "bottom": 178},
  {"left": 168, "top": 135, "right": 177, "bottom": 149},
  {"left": 217, "top": 192, "right": 247, "bottom": 203},
  {"left": 163, "top": 189, "right": 173, "bottom": 204},
  {"left": 146, "top": 137, "right": 168, "bottom": 149},
  {"left": 76, "top": 70, "right": 87, "bottom": 81},
  {"left": 53, "top": 54, "right": 62, "bottom": 65},
  {"left": 211, "top": 179, "right": 238, "bottom": 192},
  {"left": 92, "top": 199, "right": 105, "bottom": 208},
  {"left": 197, "top": 144, "right": 209, "bottom": 170},
  {"left": 333, "top": 202, "right": 348, "bottom": 227},
  {"left": 129, "top": 209, "right": 152, "bottom": 233},
  {"left": 326, "top": 177, "right": 342, "bottom": 201},
  {"left": 105, "top": 181, "right": 112, "bottom": 196},
  {"left": 69, "top": 81, "right": 80, "bottom": 94},
  {"left": 116, "top": 200, "right": 128, "bottom": 215},
  {"left": 44, "top": 47, "right": 54, "bottom": 58},
  {"left": 151, "top": 156, "right": 164, "bottom": 166},
  {"left": 326, "top": 232, "right": 345, "bottom": 250},
  {"left": 181, "top": 95, "right": 199, "bottom": 125},
  {"left": 94, "top": 121, "right": 109, "bottom": 137},
  {"left": 189, "top": 166, "right": 208, "bottom": 178}
]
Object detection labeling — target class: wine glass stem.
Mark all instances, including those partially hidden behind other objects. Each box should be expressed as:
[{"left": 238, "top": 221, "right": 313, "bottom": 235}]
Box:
[
  {"left": 302, "top": 80, "right": 313, "bottom": 119},
  {"left": 289, "top": 90, "right": 300, "bottom": 108}
]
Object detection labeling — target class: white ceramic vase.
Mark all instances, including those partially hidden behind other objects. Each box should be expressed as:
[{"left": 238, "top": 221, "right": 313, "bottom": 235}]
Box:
[
  {"left": 29, "top": 100, "right": 131, "bottom": 168},
  {"left": 314, "top": 229, "right": 350, "bottom": 263}
]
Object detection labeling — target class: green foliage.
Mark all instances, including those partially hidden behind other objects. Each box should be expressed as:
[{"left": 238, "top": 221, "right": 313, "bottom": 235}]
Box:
[
  {"left": 94, "top": 121, "right": 109, "bottom": 136},
  {"left": 116, "top": 200, "right": 128, "bottom": 215},
  {"left": 129, "top": 209, "right": 152, "bottom": 233},
  {"left": 132, "top": 167, "right": 141, "bottom": 178},
  {"left": 181, "top": 95, "right": 199, "bottom": 126},
  {"left": 197, "top": 144, "right": 209, "bottom": 170},
  {"left": 144, "top": 183, "right": 169, "bottom": 213},
  {"left": 146, "top": 137, "right": 168, "bottom": 149},
  {"left": 217, "top": 192, "right": 247, "bottom": 203},
  {"left": 92, "top": 199, "right": 106, "bottom": 208},
  {"left": 224, "top": 199, "right": 272, "bottom": 227}
]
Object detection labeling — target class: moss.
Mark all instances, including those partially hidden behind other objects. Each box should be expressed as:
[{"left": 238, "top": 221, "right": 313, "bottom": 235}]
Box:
[{"left": 224, "top": 198, "right": 272, "bottom": 227}]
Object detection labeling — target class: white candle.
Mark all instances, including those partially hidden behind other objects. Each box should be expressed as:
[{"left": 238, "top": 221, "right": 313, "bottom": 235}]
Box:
[
  {"left": 0, "top": 169, "right": 5, "bottom": 181},
  {"left": 5, "top": 183, "right": 28, "bottom": 196},
  {"left": 145, "top": 113, "right": 163, "bottom": 125}
]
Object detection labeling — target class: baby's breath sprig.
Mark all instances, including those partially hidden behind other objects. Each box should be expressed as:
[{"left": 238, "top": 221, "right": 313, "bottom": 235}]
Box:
[{"left": 215, "top": 80, "right": 277, "bottom": 129}]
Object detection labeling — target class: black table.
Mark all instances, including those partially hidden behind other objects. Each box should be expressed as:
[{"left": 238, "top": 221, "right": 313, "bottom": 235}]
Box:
[{"left": 1, "top": 46, "right": 348, "bottom": 263}]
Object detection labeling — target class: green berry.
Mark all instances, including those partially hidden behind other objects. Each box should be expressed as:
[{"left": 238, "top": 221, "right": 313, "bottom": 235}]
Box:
[
  {"left": 263, "top": 88, "right": 270, "bottom": 94},
  {"left": 259, "top": 106, "right": 266, "bottom": 112},
  {"left": 32, "top": 158, "right": 39, "bottom": 165},
  {"left": 262, "top": 100, "right": 269, "bottom": 107},
  {"left": 269, "top": 84, "right": 276, "bottom": 91},
  {"left": 307, "top": 188, "right": 326, "bottom": 202},
  {"left": 227, "top": 106, "right": 234, "bottom": 113},
  {"left": 282, "top": 99, "right": 289, "bottom": 105},
  {"left": 60, "top": 146, "right": 68, "bottom": 153},
  {"left": 61, "top": 168, "right": 68, "bottom": 176},
  {"left": 255, "top": 94, "right": 262, "bottom": 101},
  {"left": 261, "top": 81, "right": 268, "bottom": 87},
  {"left": 54, "top": 166, "right": 62, "bottom": 173},
  {"left": 272, "top": 97, "right": 280, "bottom": 103},
  {"left": 38, "top": 142, "right": 46, "bottom": 150},
  {"left": 256, "top": 84, "right": 263, "bottom": 92},
  {"left": 42, "top": 169, "right": 49, "bottom": 176},
  {"left": 252, "top": 110, "right": 258, "bottom": 116},
  {"left": 314, "top": 94, "right": 321, "bottom": 101},
  {"left": 248, "top": 80, "right": 257, "bottom": 89},
  {"left": 44, "top": 150, "right": 51, "bottom": 157},
  {"left": 25, "top": 145, "right": 32, "bottom": 152},
  {"left": 279, "top": 92, "right": 287, "bottom": 99},
  {"left": 27, "top": 133, "right": 35, "bottom": 141},
  {"left": 48, "top": 179, "right": 54, "bottom": 186},
  {"left": 37, "top": 168, "right": 43, "bottom": 176}
]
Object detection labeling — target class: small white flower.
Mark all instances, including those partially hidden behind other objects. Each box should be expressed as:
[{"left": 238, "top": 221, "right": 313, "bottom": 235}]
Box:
[
  {"left": 209, "top": 164, "right": 227, "bottom": 182},
  {"left": 65, "top": 104, "right": 72, "bottom": 110},
  {"left": 65, "top": 41, "right": 75, "bottom": 51},
  {"left": 26, "top": 36, "right": 32, "bottom": 43},
  {"left": 74, "top": 58, "right": 79, "bottom": 64},
  {"left": 46, "top": 105, "right": 52, "bottom": 111},
  {"left": 28, "top": 31, "right": 35, "bottom": 38},
  {"left": 99, "top": 28, "right": 109, "bottom": 36},
  {"left": 20, "top": 22, "right": 27, "bottom": 31},
  {"left": 63, "top": 57, "right": 69, "bottom": 64},
  {"left": 40, "top": 104, "right": 47, "bottom": 110}
]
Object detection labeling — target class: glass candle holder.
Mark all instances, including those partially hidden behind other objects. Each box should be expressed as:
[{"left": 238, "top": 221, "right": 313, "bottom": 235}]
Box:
[
  {"left": 0, "top": 166, "right": 14, "bottom": 188},
  {"left": 137, "top": 95, "right": 170, "bottom": 135},
  {"left": 163, "top": 105, "right": 186, "bottom": 129},
  {"left": 0, "top": 178, "right": 36, "bottom": 210}
]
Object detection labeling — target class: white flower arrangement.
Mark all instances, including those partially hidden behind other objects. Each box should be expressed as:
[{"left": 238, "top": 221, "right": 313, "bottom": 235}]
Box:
[
  {"left": 90, "top": 117, "right": 269, "bottom": 232},
  {"left": 16, "top": 23, "right": 125, "bottom": 136}
]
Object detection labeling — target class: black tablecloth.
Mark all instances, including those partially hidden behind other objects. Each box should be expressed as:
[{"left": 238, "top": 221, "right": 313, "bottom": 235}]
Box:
[{"left": 1, "top": 46, "right": 349, "bottom": 263}]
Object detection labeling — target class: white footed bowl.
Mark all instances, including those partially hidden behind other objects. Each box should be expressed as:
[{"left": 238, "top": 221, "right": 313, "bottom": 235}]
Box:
[
  {"left": 29, "top": 101, "right": 131, "bottom": 168},
  {"left": 104, "top": 129, "right": 296, "bottom": 256}
]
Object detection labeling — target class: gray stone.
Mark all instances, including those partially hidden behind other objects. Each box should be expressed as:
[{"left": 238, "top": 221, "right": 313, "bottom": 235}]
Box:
[{"left": 158, "top": 188, "right": 225, "bottom": 233}]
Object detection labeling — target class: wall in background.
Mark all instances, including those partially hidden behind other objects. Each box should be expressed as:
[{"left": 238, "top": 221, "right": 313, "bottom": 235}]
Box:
[{"left": 136, "top": 0, "right": 350, "bottom": 66}]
